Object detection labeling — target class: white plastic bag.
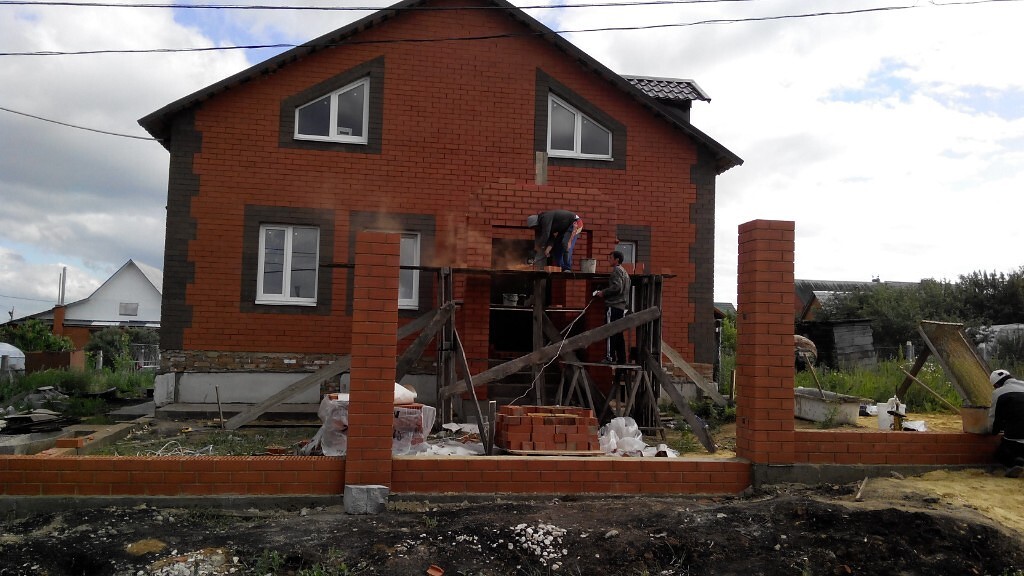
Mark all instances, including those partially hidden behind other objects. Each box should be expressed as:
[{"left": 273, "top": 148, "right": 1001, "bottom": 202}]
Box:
[
  {"left": 394, "top": 383, "right": 417, "bottom": 405},
  {"left": 599, "top": 417, "right": 646, "bottom": 456},
  {"left": 316, "top": 394, "right": 350, "bottom": 457}
]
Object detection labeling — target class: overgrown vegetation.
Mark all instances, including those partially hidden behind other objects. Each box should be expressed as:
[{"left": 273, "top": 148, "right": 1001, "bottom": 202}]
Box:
[
  {"left": 0, "top": 368, "right": 154, "bottom": 420},
  {"left": 84, "top": 327, "right": 158, "bottom": 371},
  {"left": 817, "top": 267, "right": 1024, "bottom": 359},
  {"left": 0, "top": 319, "right": 73, "bottom": 352}
]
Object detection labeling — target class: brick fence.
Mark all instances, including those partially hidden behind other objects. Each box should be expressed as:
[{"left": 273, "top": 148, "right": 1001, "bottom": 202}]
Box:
[{"left": 0, "top": 223, "right": 998, "bottom": 498}]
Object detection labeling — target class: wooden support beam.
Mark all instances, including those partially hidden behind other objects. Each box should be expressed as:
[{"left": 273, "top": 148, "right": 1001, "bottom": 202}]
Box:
[
  {"left": 225, "top": 308, "right": 441, "bottom": 430},
  {"left": 453, "top": 328, "right": 491, "bottom": 454},
  {"left": 644, "top": 353, "right": 716, "bottom": 453},
  {"left": 899, "top": 368, "right": 961, "bottom": 413},
  {"left": 543, "top": 314, "right": 602, "bottom": 411},
  {"left": 394, "top": 302, "right": 456, "bottom": 382},
  {"left": 661, "top": 341, "right": 729, "bottom": 407},
  {"left": 895, "top": 347, "right": 931, "bottom": 400},
  {"left": 440, "top": 306, "right": 662, "bottom": 398}
]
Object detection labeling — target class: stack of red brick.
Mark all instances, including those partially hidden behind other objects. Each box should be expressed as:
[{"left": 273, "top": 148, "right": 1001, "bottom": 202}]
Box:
[{"left": 495, "top": 406, "right": 600, "bottom": 452}]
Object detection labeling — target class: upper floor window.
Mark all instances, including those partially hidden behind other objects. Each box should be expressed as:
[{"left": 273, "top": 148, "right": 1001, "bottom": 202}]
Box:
[
  {"left": 257, "top": 225, "right": 319, "bottom": 305},
  {"left": 548, "top": 94, "right": 612, "bottom": 160},
  {"left": 294, "top": 78, "right": 369, "bottom": 144},
  {"left": 399, "top": 232, "right": 420, "bottom": 310}
]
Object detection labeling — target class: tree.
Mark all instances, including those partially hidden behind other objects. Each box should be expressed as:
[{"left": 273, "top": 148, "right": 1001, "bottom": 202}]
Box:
[
  {"left": 85, "top": 327, "right": 158, "bottom": 370},
  {"left": 0, "top": 319, "right": 73, "bottom": 352}
]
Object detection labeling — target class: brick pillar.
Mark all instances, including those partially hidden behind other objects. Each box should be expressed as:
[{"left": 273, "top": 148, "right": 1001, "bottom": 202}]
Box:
[
  {"left": 735, "top": 220, "right": 795, "bottom": 464},
  {"left": 52, "top": 305, "right": 66, "bottom": 337},
  {"left": 345, "top": 231, "right": 400, "bottom": 487}
]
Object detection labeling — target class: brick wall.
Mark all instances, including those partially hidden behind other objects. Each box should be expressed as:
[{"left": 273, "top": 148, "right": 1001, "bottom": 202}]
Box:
[
  {"left": 345, "top": 232, "right": 401, "bottom": 487},
  {"left": 161, "top": 0, "right": 710, "bottom": 369},
  {"left": 0, "top": 222, "right": 1001, "bottom": 498},
  {"left": 735, "top": 220, "right": 796, "bottom": 464}
]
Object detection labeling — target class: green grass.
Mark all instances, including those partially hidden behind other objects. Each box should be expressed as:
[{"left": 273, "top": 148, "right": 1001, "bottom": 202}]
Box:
[
  {"left": 0, "top": 368, "right": 153, "bottom": 413},
  {"left": 796, "top": 358, "right": 971, "bottom": 411}
]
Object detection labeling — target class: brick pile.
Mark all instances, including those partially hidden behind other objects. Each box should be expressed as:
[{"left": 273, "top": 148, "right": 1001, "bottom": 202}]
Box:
[{"left": 495, "top": 406, "right": 600, "bottom": 453}]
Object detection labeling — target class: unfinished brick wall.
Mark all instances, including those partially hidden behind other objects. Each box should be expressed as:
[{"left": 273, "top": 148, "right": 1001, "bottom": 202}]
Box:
[
  {"left": 344, "top": 232, "right": 401, "bottom": 487},
  {"left": 0, "top": 222, "right": 1001, "bottom": 498},
  {"left": 734, "top": 220, "right": 796, "bottom": 464}
]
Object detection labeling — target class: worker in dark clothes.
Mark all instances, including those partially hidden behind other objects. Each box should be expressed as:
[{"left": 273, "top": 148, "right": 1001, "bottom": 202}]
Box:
[
  {"left": 592, "top": 250, "right": 631, "bottom": 364},
  {"left": 987, "top": 369, "right": 1024, "bottom": 477},
  {"left": 526, "top": 210, "right": 584, "bottom": 271}
]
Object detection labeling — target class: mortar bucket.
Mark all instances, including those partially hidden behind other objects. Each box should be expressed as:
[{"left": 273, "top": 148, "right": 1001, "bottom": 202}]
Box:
[
  {"left": 960, "top": 407, "right": 989, "bottom": 434},
  {"left": 581, "top": 259, "right": 597, "bottom": 273}
]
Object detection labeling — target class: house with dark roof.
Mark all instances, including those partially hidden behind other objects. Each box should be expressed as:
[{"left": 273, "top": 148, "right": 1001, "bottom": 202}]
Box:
[{"left": 139, "top": 0, "right": 741, "bottom": 412}]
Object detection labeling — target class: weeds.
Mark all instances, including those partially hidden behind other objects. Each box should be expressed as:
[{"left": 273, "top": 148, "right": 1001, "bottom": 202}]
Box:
[{"left": 250, "top": 549, "right": 284, "bottom": 574}]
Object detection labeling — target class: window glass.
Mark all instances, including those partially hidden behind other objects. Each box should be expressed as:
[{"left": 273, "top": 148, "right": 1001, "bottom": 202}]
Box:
[
  {"left": 258, "top": 225, "right": 318, "bottom": 305},
  {"left": 549, "top": 99, "right": 576, "bottom": 151},
  {"left": 581, "top": 117, "right": 611, "bottom": 156},
  {"left": 262, "top": 228, "right": 286, "bottom": 295},
  {"left": 547, "top": 94, "right": 612, "bottom": 159},
  {"left": 615, "top": 241, "right": 636, "bottom": 264},
  {"left": 294, "top": 79, "right": 368, "bottom": 143},
  {"left": 296, "top": 95, "right": 331, "bottom": 138},
  {"left": 290, "top": 227, "right": 319, "bottom": 298},
  {"left": 399, "top": 233, "right": 420, "bottom": 307},
  {"left": 336, "top": 83, "right": 365, "bottom": 138}
]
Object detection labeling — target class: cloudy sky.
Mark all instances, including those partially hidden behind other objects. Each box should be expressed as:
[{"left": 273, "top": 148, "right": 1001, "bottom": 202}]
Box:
[{"left": 1, "top": 0, "right": 1022, "bottom": 321}]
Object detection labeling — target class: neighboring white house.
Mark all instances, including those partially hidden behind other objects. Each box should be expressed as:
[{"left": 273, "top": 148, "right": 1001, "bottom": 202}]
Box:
[
  {"left": 7, "top": 260, "right": 162, "bottom": 351},
  {"left": 32, "top": 260, "right": 162, "bottom": 329}
]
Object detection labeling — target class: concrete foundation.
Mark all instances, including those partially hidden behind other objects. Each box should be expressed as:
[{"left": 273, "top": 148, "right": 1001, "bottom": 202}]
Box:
[{"left": 344, "top": 484, "right": 389, "bottom": 514}]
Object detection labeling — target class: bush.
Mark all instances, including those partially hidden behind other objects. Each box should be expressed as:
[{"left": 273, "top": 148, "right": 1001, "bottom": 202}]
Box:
[{"left": 0, "top": 319, "right": 73, "bottom": 352}]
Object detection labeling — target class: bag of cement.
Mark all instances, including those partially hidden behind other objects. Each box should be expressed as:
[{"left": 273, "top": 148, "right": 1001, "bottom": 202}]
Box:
[{"left": 392, "top": 404, "right": 437, "bottom": 455}]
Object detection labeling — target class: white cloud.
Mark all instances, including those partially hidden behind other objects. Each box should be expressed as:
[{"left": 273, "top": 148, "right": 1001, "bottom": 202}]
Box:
[{"left": 1, "top": 0, "right": 1022, "bottom": 324}]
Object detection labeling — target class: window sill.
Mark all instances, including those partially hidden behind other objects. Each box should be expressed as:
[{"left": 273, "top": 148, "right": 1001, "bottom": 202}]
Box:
[{"left": 255, "top": 299, "right": 318, "bottom": 307}]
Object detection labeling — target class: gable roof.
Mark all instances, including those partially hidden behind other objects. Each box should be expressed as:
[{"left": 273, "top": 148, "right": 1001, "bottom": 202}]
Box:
[
  {"left": 138, "top": 0, "right": 742, "bottom": 174},
  {"left": 11, "top": 259, "right": 162, "bottom": 327}
]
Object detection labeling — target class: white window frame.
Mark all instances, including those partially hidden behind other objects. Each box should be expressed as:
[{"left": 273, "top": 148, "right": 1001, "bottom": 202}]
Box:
[
  {"left": 398, "top": 232, "right": 421, "bottom": 310},
  {"left": 256, "top": 224, "right": 320, "bottom": 306},
  {"left": 547, "top": 93, "right": 612, "bottom": 160},
  {"left": 294, "top": 78, "right": 370, "bottom": 144}
]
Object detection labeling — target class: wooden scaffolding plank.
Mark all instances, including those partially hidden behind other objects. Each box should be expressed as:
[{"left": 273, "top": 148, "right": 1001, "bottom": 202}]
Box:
[
  {"left": 661, "top": 341, "right": 728, "bottom": 407},
  {"left": 394, "top": 302, "right": 456, "bottom": 382},
  {"left": 224, "top": 307, "right": 442, "bottom": 430},
  {"left": 644, "top": 353, "right": 716, "bottom": 453},
  {"left": 440, "top": 306, "right": 662, "bottom": 398}
]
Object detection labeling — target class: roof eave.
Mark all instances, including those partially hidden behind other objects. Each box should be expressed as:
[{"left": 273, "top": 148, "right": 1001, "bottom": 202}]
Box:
[{"left": 139, "top": 0, "right": 743, "bottom": 173}]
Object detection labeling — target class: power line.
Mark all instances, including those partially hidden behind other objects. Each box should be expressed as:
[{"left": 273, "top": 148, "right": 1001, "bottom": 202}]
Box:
[
  {"left": 0, "top": 293, "right": 54, "bottom": 303},
  {"left": 0, "top": 105, "right": 156, "bottom": 140},
  {"left": 0, "top": 5, "right": 962, "bottom": 56},
  {"left": 0, "top": 0, "right": 758, "bottom": 9},
  {"left": 0, "top": 0, "right": 1017, "bottom": 56}
]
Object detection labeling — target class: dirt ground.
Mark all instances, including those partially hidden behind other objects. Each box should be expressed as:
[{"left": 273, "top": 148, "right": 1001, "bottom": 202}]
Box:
[{"left": 3, "top": 410, "right": 1024, "bottom": 575}]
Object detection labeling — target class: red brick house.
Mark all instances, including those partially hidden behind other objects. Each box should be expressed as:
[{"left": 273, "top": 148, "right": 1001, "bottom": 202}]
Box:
[{"left": 138, "top": 0, "right": 741, "bottom": 411}]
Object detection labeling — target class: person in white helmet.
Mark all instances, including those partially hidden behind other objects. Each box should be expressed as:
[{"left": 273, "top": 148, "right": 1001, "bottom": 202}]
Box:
[{"left": 987, "top": 369, "right": 1024, "bottom": 477}]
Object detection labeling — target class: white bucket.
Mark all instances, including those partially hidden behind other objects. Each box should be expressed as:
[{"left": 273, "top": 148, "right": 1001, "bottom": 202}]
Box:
[
  {"left": 581, "top": 259, "right": 597, "bottom": 273},
  {"left": 876, "top": 403, "right": 892, "bottom": 430}
]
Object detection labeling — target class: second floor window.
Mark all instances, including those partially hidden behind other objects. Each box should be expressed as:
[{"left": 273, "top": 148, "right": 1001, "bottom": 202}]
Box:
[
  {"left": 295, "top": 78, "right": 369, "bottom": 144},
  {"left": 548, "top": 94, "right": 612, "bottom": 160},
  {"left": 257, "top": 225, "right": 319, "bottom": 305}
]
